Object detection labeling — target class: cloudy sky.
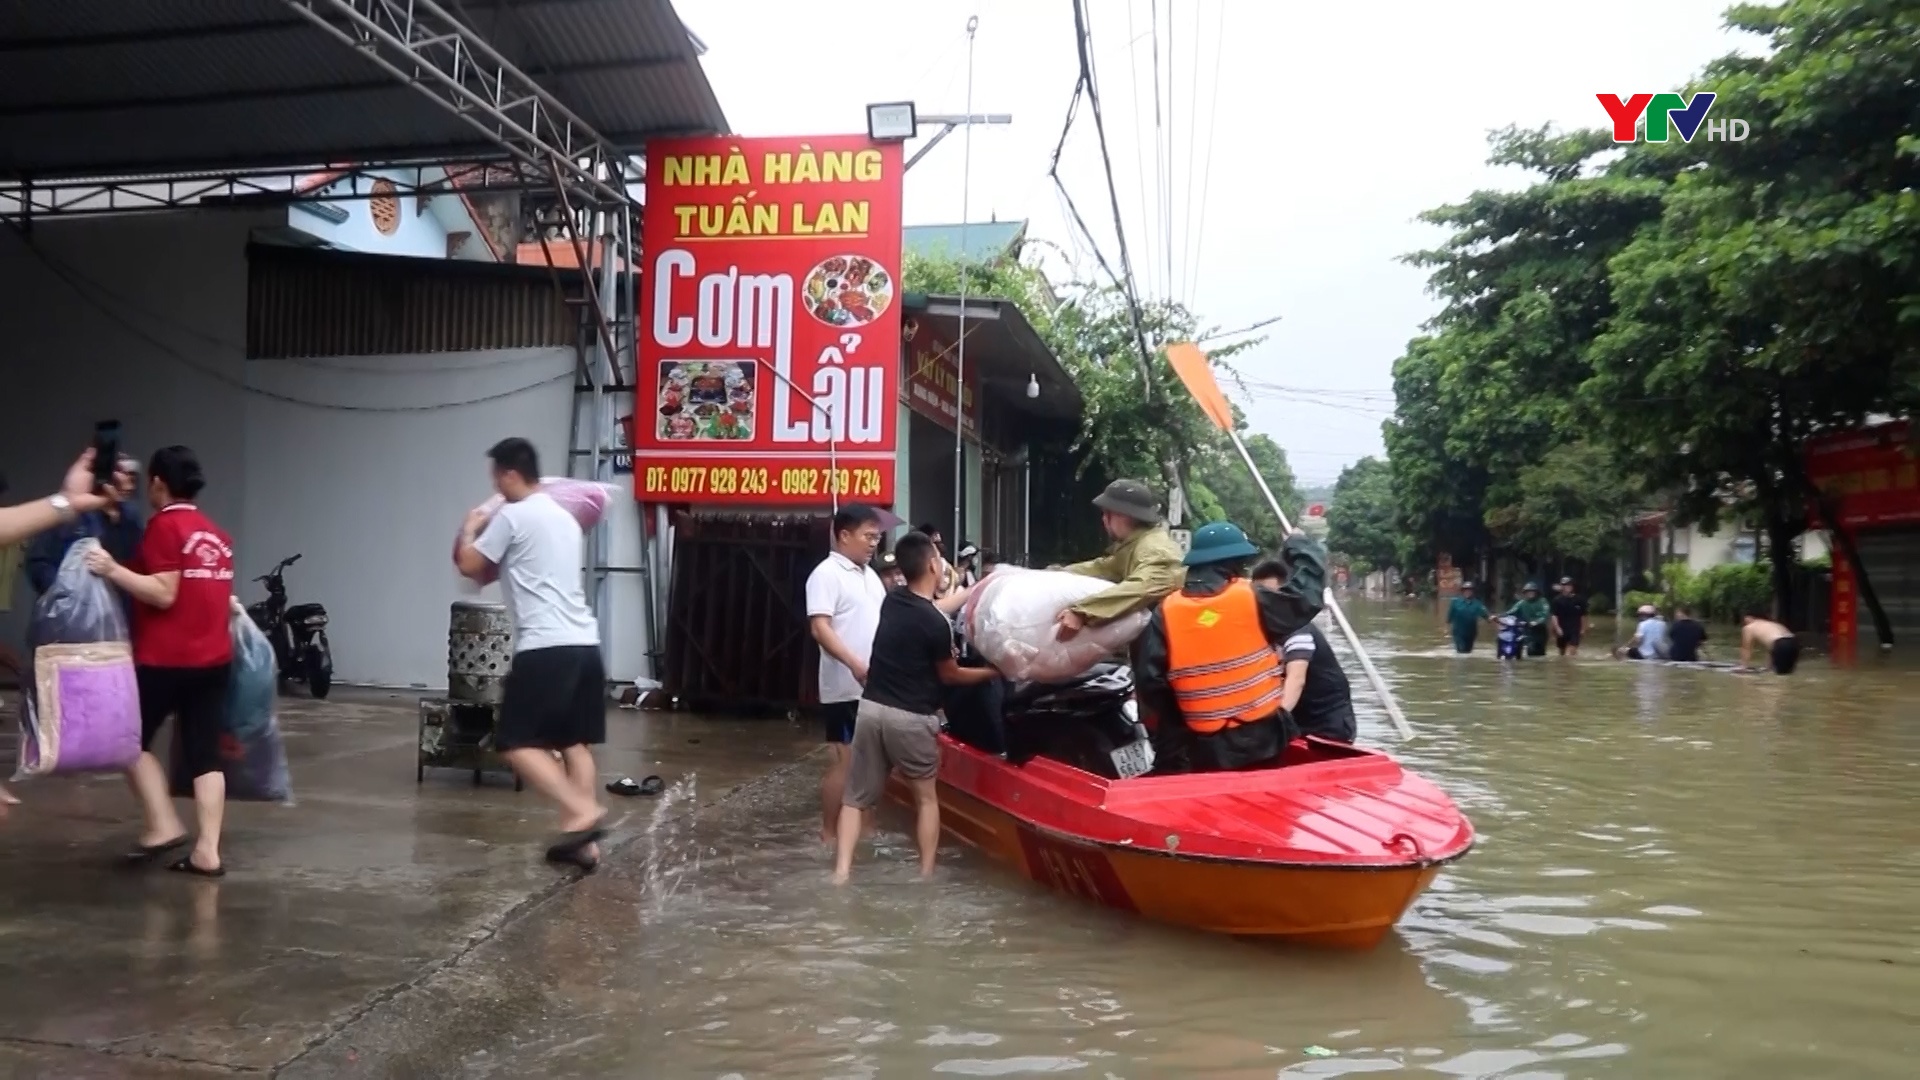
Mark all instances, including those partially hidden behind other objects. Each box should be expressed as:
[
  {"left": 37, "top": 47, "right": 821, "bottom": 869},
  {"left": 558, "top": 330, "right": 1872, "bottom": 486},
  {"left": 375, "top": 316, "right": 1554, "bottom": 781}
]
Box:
[{"left": 676, "top": 0, "right": 1758, "bottom": 484}]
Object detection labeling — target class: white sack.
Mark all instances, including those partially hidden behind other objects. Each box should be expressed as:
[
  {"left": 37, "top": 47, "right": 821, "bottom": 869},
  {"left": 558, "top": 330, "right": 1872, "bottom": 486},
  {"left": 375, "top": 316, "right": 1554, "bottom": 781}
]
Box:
[{"left": 965, "top": 567, "right": 1151, "bottom": 683}]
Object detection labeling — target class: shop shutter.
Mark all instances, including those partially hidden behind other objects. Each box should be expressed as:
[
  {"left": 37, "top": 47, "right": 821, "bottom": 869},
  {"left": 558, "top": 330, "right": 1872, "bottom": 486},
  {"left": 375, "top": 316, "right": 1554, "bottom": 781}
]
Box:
[{"left": 1854, "top": 528, "right": 1920, "bottom": 642}]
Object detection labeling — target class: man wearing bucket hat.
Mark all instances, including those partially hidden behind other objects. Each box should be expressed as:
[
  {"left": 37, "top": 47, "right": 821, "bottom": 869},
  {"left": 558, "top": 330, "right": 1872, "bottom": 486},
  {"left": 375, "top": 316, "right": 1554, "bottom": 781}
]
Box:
[
  {"left": 1133, "top": 521, "right": 1328, "bottom": 774},
  {"left": 1055, "top": 479, "right": 1188, "bottom": 639}
]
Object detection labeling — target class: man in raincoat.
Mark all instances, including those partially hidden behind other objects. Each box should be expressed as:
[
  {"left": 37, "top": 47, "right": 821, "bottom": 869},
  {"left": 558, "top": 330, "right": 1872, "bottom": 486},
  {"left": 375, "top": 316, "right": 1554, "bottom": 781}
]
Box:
[
  {"left": 1506, "top": 582, "right": 1551, "bottom": 658},
  {"left": 1054, "top": 479, "right": 1187, "bottom": 640},
  {"left": 1446, "top": 581, "right": 1492, "bottom": 653}
]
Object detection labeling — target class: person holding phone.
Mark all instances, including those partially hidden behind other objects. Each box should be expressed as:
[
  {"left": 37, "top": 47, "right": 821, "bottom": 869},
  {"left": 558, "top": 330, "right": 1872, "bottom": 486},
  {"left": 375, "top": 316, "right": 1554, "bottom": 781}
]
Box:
[{"left": 26, "top": 452, "right": 143, "bottom": 606}]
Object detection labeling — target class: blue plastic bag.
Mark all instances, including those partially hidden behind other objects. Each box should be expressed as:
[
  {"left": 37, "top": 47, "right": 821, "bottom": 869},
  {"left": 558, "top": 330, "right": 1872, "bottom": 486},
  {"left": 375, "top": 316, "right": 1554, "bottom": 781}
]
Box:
[{"left": 170, "top": 609, "right": 293, "bottom": 804}]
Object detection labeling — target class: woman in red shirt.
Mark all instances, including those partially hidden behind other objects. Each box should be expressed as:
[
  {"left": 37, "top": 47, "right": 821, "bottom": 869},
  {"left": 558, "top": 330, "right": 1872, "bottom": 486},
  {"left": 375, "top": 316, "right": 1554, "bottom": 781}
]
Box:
[{"left": 87, "top": 446, "right": 235, "bottom": 877}]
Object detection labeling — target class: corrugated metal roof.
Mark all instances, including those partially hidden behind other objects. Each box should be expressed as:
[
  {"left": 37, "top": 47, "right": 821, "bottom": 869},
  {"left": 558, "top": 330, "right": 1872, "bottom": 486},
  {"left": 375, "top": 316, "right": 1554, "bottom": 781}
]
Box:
[
  {"left": 0, "top": 0, "right": 729, "bottom": 180},
  {"left": 903, "top": 221, "right": 1028, "bottom": 263}
]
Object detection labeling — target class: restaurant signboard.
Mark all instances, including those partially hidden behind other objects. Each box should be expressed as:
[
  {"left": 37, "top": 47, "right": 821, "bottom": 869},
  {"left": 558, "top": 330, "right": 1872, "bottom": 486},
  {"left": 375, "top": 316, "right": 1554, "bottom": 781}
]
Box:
[{"left": 633, "top": 135, "right": 906, "bottom": 504}]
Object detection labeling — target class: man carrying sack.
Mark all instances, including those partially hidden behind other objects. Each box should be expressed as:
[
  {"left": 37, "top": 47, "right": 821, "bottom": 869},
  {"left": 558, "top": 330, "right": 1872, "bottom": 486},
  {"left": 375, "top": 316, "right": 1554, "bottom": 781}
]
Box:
[{"left": 1055, "top": 479, "right": 1187, "bottom": 641}]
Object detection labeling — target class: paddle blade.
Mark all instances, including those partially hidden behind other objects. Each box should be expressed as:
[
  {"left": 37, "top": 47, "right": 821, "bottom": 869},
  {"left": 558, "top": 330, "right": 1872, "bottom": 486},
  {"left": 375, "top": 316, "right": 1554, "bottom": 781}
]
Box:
[{"left": 1166, "top": 342, "right": 1235, "bottom": 432}]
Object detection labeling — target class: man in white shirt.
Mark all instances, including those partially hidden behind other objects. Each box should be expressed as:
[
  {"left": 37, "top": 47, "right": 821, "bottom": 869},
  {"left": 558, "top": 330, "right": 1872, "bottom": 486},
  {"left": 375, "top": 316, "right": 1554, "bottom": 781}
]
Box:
[
  {"left": 455, "top": 437, "right": 608, "bottom": 870},
  {"left": 806, "top": 504, "right": 887, "bottom": 843}
]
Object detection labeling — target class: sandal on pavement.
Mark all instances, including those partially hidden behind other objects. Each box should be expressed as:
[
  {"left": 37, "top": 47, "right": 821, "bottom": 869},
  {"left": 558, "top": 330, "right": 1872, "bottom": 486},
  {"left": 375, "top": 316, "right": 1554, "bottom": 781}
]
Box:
[
  {"left": 168, "top": 856, "right": 226, "bottom": 879},
  {"left": 606, "top": 775, "right": 665, "bottom": 798}
]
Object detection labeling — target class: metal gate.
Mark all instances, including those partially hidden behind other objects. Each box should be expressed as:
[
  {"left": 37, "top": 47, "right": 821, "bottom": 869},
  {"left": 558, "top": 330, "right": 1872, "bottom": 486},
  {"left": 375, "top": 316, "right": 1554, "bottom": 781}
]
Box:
[
  {"left": 663, "top": 514, "right": 828, "bottom": 713},
  {"left": 1854, "top": 527, "right": 1920, "bottom": 642}
]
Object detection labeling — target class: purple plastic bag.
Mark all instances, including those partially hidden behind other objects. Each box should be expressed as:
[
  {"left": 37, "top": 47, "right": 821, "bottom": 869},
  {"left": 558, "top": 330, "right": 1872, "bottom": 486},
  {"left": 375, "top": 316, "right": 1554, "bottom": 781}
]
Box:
[
  {"left": 13, "top": 541, "right": 141, "bottom": 780},
  {"left": 451, "top": 477, "right": 613, "bottom": 586}
]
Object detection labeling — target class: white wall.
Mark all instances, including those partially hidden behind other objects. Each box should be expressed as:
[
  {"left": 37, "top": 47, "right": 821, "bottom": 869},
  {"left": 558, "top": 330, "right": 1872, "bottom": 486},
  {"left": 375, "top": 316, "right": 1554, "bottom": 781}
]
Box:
[
  {"left": 242, "top": 348, "right": 573, "bottom": 687},
  {"left": 1, "top": 210, "right": 647, "bottom": 688},
  {"left": 286, "top": 169, "right": 488, "bottom": 262}
]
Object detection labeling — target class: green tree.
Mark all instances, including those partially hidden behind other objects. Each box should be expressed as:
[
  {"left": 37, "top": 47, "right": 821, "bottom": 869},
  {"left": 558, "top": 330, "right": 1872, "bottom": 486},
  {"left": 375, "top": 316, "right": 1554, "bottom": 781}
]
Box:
[
  {"left": 1484, "top": 441, "right": 1642, "bottom": 562},
  {"left": 1324, "top": 456, "right": 1400, "bottom": 570},
  {"left": 1585, "top": 0, "right": 1920, "bottom": 631},
  {"left": 904, "top": 250, "right": 1292, "bottom": 532}
]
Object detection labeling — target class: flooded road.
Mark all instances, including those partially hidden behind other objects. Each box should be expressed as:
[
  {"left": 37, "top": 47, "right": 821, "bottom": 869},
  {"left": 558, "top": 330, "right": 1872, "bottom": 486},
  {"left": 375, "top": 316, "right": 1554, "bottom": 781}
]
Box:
[{"left": 511, "top": 600, "right": 1920, "bottom": 1079}]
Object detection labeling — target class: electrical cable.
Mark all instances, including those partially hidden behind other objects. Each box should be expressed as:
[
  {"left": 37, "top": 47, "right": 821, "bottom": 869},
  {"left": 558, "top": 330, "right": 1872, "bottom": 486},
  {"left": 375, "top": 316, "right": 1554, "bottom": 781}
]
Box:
[
  {"left": 1125, "top": 0, "right": 1155, "bottom": 302},
  {"left": 1149, "top": 0, "right": 1166, "bottom": 302},
  {"left": 1184, "top": 1, "right": 1226, "bottom": 307},
  {"left": 1165, "top": 0, "right": 1176, "bottom": 300}
]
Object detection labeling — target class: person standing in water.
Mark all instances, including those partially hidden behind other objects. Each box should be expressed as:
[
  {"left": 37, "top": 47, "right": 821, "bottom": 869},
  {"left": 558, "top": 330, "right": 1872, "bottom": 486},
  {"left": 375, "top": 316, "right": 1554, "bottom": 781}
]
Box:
[
  {"left": 1507, "top": 582, "right": 1551, "bottom": 658},
  {"left": 804, "top": 504, "right": 887, "bottom": 844},
  {"left": 1739, "top": 610, "right": 1800, "bottom": 674},
  {"left": 455, "top": 438, "right": 608, "bottom": 871},
  {"left": 1447, "top": 582, "right": 1492, "bottom": 653},
  {"left": 1549, "top": 577, "right": 1589, "bottom": 656}
]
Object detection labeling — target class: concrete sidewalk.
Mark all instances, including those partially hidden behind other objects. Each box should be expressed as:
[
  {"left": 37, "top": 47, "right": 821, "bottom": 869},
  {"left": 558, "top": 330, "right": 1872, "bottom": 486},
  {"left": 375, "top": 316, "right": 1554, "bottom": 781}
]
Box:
[{"left": 0, "top": 688, "right": 813, "bottom": 1078}]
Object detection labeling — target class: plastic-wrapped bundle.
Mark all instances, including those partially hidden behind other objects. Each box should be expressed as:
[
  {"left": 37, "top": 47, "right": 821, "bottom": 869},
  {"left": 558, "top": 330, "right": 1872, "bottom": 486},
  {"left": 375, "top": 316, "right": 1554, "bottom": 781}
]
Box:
[
  {"left": 965, "top": 568, "right": 1152, "bottom": 684},
  {"left": 171, "top": 610, "right": 293, "bottom": 804},
  {"left": 452, "top": 477, "right": 615, "bottom": 586},
  {"left": 14, "top": 540, "right": 141, "bottom": 780}
]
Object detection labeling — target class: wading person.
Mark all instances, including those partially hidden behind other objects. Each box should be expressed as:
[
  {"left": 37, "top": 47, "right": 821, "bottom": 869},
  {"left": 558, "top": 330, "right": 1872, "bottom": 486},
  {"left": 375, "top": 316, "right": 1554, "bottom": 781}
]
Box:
[
  {"left": 1669, "top": 605, "right": 1709, "bottom": 663},
  {"left": 1446, "top": 582, "right": 1491, "bottom": 653},
  {"left": 1739, "top": 610, "right": 1799, "bottom": 674},
  {"left": 805, "top": 504, "right": 887, "bottom": 843},
  {"left": 87, "top": 447, "right": 235, "bottom": 876},
  {"left": 1549, "top": 577, "right": 1588, "bottom": 656},
  {"left": 1251, "top": 559, "right": 1356, "bottom": 743},
  {"left": 456, "top": 438, "right": 609, "bottom": 870},
  {"left": 1620, "top": 604, "right": 1670, "bottom": 661},
  {"left": 1507, "top": 582, "right": 1551, "bottom": 658},
  {"left": 832, "top": 532, "right": 996, "bottom": 885},
  {"left": 1135, "top": 524, "right": 1327, "bottom": 774},
  {"left": 1055, "top": 479, "right": 1186, "bottom": 640}
]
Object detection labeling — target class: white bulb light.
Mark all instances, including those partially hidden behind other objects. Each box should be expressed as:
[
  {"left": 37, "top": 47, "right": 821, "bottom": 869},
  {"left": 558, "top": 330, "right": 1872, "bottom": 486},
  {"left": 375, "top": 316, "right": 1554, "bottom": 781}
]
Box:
[{"left": 1026, "top": 373, "right": 1040, "bottom": 399}]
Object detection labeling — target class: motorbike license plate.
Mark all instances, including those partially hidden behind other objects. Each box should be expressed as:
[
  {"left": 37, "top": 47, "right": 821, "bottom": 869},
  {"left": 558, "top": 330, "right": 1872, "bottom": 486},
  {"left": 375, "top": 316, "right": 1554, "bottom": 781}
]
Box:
[{"left": 1109, "top": 737, "right": 1155, "bottom": 780}]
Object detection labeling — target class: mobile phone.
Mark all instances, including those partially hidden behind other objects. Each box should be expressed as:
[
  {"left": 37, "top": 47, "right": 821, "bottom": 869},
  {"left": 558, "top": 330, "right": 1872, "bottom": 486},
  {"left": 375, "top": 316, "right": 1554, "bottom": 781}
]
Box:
[{"left": 91, "top": 420, "right": 121, "bottom": 490}]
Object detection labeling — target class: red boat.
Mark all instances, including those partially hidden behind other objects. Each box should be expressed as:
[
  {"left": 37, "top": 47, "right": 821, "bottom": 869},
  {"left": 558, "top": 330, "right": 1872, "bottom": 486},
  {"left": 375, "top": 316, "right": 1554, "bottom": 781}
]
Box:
[{"left": 893, "top": 735, "right": 1473, "bottom": 949}]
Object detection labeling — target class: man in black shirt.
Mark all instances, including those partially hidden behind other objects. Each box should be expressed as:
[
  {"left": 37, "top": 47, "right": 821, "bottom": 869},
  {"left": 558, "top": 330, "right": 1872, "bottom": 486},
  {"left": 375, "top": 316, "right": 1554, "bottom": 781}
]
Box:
[
  {"left": 1549, "top": 577, "right": 1588, "bottom": 656},
  {"left": 833, "top": 532, "right": 996, "bottom": 885},
  {"left": 1669, "top": 606, "right": 1709, "bottom": 663},
  {"left": 1252, "top": 560, "right": 1355, "bottom": 743}
]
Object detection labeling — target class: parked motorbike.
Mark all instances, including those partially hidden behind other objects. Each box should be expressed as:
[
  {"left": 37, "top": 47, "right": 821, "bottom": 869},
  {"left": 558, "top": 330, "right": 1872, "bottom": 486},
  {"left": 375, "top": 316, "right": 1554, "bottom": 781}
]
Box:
[
  {"left": 247, "top": 553, "right": 333, "bottom": 700},
  {"left": 949, "top": 662, "right": 1155, "bottom": 780}
]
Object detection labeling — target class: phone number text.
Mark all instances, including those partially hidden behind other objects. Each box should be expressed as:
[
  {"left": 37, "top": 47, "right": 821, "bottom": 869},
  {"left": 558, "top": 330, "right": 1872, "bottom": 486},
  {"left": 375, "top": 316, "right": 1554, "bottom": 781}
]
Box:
[{"left": 639, "top": 464, "right": 886, "bottom": 500}]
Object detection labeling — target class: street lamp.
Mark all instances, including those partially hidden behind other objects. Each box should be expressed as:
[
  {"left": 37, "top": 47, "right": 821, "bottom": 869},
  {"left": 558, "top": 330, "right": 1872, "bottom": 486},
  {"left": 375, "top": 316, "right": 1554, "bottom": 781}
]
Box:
[{"left": 866, "top": 102, "right": 917, "bottom": 142}]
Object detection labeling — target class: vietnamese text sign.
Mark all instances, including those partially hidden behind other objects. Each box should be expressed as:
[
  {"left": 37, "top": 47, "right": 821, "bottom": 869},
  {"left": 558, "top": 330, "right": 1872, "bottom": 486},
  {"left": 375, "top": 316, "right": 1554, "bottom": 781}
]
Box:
[
  {"left": 902, "top": 329, "right": 979, "bottom": 437},
  {"left": 635, "top": 136, "right": 905, "bottom": 504}
]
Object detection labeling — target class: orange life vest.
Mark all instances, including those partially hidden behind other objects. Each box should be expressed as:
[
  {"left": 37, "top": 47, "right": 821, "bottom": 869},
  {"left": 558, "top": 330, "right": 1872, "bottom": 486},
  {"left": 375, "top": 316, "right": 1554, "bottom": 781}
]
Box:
[{"left": 1161, "top": 579, "right": 1286, "bottom": 734}]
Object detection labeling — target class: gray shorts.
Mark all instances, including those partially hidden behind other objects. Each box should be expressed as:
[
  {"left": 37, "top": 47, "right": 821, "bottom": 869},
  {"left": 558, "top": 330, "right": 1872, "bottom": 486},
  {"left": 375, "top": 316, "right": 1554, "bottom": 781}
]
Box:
[{"left": 842, "top": 699, "right": 941, "bottom": 810}]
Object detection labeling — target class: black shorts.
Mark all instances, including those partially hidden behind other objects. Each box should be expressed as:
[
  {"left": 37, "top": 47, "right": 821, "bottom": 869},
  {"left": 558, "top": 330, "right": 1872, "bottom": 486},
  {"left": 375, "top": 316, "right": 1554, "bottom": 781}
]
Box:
[
  {"left": 1770, "top": 637, "right": 1801, "bottom": 675},
  {"left": 822, "top": 700, "right": 858, "bottom": 744},
  {"left": 138, "top": 664, "right": 232, "bottom": 781},
  {"left": 497, "top": 645, "right": 606, "bottom": 751},
  {"left": 1294, "top": 702, "right": 1357, "bottom": 744},
  {"left": 1556, "top": 633, "right": 1580, "bottom": 652}
]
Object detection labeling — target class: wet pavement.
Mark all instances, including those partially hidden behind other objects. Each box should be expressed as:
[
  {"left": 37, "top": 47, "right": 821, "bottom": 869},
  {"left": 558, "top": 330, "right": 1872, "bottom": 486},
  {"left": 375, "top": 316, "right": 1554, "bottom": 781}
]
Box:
[
  {"left": 0, "top": 688, "right": 812, "bottom": 1078},
  {"left": 8, "top": 602, "right": 1920, "bottom": 1078}
]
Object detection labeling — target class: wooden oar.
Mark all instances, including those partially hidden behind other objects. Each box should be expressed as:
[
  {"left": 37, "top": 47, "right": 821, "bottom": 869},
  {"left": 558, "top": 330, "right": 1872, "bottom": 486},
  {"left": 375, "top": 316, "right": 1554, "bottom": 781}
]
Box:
[{"left": 1165, "top": 342, "right": 1416, "bottom": 741}]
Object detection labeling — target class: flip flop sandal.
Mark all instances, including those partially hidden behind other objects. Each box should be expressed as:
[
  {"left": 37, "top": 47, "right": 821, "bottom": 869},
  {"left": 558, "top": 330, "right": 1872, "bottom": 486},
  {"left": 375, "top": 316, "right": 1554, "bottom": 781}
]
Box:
[
  {"left": 544, "top": 826, "right": 607, "bottom": 865},
  {"left": 168, "top": 856, "right": 226, "bottom": 879},
  {"left": 607, "top": 775, "right": 666, "bottom": 798},
  {"left": 124, "top": 835, "right": 191, "bottom": 864}
]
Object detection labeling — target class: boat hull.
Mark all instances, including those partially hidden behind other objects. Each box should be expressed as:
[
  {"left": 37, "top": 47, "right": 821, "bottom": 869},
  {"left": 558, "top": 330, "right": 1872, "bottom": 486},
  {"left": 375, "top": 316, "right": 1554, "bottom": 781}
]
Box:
[
  {"left": 886, "top": 735, "right": 1470, "bottom": 949},
  {"left": 923, "top": 777, "right": 1442, "bottom": 949}
]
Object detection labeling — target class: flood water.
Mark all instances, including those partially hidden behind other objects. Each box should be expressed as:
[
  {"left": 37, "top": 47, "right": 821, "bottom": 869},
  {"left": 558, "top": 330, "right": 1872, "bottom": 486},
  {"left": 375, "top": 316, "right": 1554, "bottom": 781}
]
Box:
[{"left": 605, "top": 602, "right": 1920, "bottom": 1078}]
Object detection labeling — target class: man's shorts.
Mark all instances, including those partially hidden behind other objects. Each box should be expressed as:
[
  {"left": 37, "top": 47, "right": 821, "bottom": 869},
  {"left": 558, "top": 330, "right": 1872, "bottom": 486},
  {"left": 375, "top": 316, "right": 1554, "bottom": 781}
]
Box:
[
  {"left": 1556, "top": 633, "right": 1581, "bottom": 653},
  {"left": 822, "top": 700, "right": 858, "bottom": 745},
  {"left": 842, "top": 699, "right": 940, "bottom": 810}
]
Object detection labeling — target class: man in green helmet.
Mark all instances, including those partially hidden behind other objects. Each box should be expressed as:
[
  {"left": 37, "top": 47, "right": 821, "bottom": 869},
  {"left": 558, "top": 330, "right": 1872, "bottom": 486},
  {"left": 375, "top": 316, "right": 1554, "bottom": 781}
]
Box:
[
  {"left": 1506, "top": 582, "right": 1551, "bottom": 658},
  {"left": 1054, "top": 479, "right": 1188, "bottom": 639},
  {"left": 1134, "top": 522, "right": 1328, "bottom": 774}
]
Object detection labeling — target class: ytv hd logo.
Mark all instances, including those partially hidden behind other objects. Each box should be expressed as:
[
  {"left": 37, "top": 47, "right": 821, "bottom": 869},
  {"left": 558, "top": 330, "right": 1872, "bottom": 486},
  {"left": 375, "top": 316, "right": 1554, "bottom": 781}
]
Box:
[{"left": 1598, "top": 93, "right": 1749, "bottom": 144}]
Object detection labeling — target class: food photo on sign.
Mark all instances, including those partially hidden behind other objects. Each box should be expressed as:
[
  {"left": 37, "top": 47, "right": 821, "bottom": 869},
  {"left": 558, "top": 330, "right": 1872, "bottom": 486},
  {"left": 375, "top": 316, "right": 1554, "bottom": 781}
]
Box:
[{"left": 633, "top": 135, "right": 906, "bottom": 506}]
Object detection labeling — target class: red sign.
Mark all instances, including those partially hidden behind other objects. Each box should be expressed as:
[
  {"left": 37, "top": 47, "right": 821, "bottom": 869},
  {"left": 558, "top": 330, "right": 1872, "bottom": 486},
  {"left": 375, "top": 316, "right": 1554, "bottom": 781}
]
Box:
[
  {"left": 901, "top": 327, "right": 979, "bottom": 437},
  {"left": 1805, "top": 421, "right": 1920, "bottom": 529},
  {"left": 1307, "top": 503, "right": 1326, "bottom": 517},
  {"left": 1830, "top": 548, "right": 1858, "bottom": 662},
  {"left": 634, "top": 135, "right": 905, "bottom": 504}
]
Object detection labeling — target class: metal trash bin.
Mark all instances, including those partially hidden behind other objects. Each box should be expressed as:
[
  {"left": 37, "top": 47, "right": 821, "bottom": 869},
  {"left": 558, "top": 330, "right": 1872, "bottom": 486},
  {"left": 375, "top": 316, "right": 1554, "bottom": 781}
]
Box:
[{"left": 448, "top": 601, "right": 512, "bottom": 705}]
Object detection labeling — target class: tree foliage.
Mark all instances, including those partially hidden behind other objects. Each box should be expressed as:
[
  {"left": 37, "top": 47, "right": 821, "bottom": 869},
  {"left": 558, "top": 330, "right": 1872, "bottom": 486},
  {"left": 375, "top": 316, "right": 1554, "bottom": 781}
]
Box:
[
  {"left": 903, "top": 250, "right": 1302, "bottom": 549},
  {"left": 1383, "top": 0, "right": 1920, "bottom": 624},
  {"left": 1324, "top": 456, "right": 1399, "bottom": 571}
]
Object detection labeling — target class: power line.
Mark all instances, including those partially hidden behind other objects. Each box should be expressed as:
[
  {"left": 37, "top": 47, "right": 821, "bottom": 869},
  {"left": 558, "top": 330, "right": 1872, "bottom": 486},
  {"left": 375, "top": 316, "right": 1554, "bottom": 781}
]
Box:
[
  {"left": 1148, "top": 0, "right": 1166, "bottom": 302},
  {"left": 1125, "top": 0, "right": 1155, "bottom": 303},
  {"left": 1185, "top": 1, "right": 1227, "bottom": 306},
  {"left": 1164, "top": 0, "right": 1176, "bottom": 300}
]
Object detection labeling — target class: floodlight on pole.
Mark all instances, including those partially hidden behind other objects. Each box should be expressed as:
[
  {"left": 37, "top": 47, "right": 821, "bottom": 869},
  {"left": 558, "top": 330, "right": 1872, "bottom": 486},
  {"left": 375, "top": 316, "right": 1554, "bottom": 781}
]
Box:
[{"left": 866, "top": 101, "right": 917, "bottom": 142}]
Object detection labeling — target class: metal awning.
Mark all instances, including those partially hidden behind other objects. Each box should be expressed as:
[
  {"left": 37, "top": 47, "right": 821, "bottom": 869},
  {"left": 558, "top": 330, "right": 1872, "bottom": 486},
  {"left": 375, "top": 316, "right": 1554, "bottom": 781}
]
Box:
[{"left": 0, "top": 0, "right": 729, "bottom": 197}]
